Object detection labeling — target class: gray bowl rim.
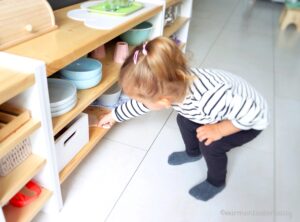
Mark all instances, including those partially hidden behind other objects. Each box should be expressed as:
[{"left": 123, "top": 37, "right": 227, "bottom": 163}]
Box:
[
  {"left": 62, "top": 58, "right": 102, "bottom": 73},
  {"left": 130, "top": 21, "right": 153, "bottom": 31}
]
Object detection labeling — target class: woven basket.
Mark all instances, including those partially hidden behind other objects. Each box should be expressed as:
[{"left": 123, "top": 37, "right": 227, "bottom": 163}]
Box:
[{"left": 0, "top": 138, "right": 32, "bottom": 176}]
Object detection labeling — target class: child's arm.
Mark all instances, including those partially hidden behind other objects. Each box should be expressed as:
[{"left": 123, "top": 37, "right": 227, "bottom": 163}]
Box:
[
  {"left": 98, "top": 99, "right": 150, "bottom": 128},
  {"left": 196, "top": 120, "right": 241, "bottom": 146}
]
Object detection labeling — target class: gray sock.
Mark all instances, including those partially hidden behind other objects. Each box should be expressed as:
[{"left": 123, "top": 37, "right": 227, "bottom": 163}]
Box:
[
  {"left": 189, "top": 181, "right": 225, "bottom": 201},
  {"left": 168, "top": 151, "right": 202, "bottom": 165}
]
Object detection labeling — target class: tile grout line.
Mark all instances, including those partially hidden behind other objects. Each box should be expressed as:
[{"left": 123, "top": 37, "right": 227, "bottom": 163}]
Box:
[
  {"left": 271, "top": 4, "right": 277, "bottom": 222},
  {"left": 104, "top": 137, "right": 151, "bottom": 152},
  {"left": 200, "top": 0, "right": 242, "bottom": 66},
  {"left": 104, "top": 110, "right": 174, "bottom": 222},
  {"left": 103, "top": 110, "right": 175, "bottom": 152}
]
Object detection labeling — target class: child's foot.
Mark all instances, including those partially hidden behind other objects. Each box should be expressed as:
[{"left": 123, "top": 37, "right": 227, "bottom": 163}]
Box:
[
  {"left": 168, "top": 151, "right": 202, "bottom": 165},
  {"left": 189, "top": 181, "right": 225, "bottom": 201}
]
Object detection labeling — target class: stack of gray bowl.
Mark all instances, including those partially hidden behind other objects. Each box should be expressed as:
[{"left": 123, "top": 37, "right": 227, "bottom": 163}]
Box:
[{"left": 48, "top": 78, "right": 77, "bottom": 117}]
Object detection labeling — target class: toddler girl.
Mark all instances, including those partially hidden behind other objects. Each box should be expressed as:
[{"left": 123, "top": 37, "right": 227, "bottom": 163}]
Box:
[{"left": 99, "top": 37, "right": 269, "bottom": 201}]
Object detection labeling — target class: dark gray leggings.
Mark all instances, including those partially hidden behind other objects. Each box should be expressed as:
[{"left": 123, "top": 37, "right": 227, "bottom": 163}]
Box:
[{"left": 176, "top": 114, "right": 262, "bottom": 187}]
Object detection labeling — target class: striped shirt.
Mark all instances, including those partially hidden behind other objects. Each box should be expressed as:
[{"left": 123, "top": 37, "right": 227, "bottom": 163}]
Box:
[{"left": 112, "top": 68, "right": 269, "bottom": 130}]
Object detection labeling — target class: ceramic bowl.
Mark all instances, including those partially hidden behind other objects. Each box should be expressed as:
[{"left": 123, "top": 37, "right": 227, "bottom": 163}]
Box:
[
  {"left": 63, "top": 73, "right": 102, "bottom": 90},
  {"left": 120, "top": 21, "right": 153, "bottom": 45},
  {"left": 48, "top": 78, "right": 77, "bottom": 108},
  {"left": 97, "top": 83, "right": 122, "bottom": 107},
  {"left": 60, "top": 58, "right": 102, "bottom": 80},
  {"left": 51, "top": 96, "right": 77, "bottom": 113},
  {"left": 51, "top": 99, "right": 77, "bottom": 117}
]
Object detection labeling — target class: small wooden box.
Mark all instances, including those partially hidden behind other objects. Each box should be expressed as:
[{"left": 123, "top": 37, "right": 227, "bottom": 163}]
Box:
[{"left": 0, "top": 0, "right": 57, "bottom": 50}]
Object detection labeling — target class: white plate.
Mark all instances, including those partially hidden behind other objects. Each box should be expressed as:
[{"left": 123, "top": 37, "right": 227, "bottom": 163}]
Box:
[
  {"left": 67, "top": 8, "right": 123, "bottom": 29},
  {"left": 51, "top": 96, "right": 77, "bottom": 113},
  {"left": 51, "top": 98, "right": 77, "bottom": 117},
  {"left": 48, "top": 78, "right": 77, "bottom": 108}
]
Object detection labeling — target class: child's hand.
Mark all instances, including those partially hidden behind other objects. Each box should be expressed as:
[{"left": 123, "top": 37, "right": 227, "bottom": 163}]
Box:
[
  {"left": 196, "top": 124, "right": 223, "bottom": 146},
  {"left": 98, "top": 112, "right": 116, "bottom": 129}
]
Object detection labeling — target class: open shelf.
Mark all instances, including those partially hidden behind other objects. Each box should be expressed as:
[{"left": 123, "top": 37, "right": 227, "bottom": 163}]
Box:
[
  {"left": 51, "top": 54, "right": 121, "bottom": 135},
  {"left": 4, "top": 3, "right": 163, "bottom": 77},
  {"left": 0, "top": 119, "right": 41, "bottom": 159},
  {"left": 0, "top": 155, "right": 46, "bottom": 206},
  {"left": 59, "top": 109, "right": 113, "bottom": 183},
  {"left": 163, "top": 17, "right": 189, "bottom": 37},
  {"left": 0, "top": 69, "right": 35, "bottom": 105},
  {"left": 3, "top": 187, "right": 52, "bottom": 222},
  {"left": 52, "top": 39, "right": 137, "bottom": 136},
  {"left": 166, "top": 0, "right": 183, "bottom": 8}
]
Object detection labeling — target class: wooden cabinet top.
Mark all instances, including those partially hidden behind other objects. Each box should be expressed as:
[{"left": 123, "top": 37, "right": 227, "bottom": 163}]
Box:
[{"left": 4, "top": 3, "right": 162, "bottom": 77}]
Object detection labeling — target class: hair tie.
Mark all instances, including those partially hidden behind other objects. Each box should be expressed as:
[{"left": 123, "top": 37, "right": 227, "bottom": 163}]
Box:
[
  {"left": 133, "top": 50, "right": 139, "bottom": 64},
  {"left": 142, "top": 41, "right": 148, "bottom": 55},
  {"left": 133, "top": 41, "right": 148, "bottom": 64}
]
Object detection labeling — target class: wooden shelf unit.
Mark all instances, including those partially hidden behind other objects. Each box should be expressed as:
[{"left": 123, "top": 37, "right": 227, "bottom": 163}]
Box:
[
  {"left": 166, "top": 0, "right": 183, "bottom": 8},
  {"left": 0, "top": 119, "right": 41, "bottom": 160},
  {"left": 0, "top": 155, "right": 46, "bottom": 206},
  {"left": 4, "top": 3, "right": 163, "bottom": 77},
  {"left": 163, "top": 16, "right": 189, "bottom": 37},
  {"left": 3, "top": 188, "right": 52, "bottom": 222},
  {"left": 0, "top": 1, "right": 167, "bottom": 219},
  {"left": 0, "top": 69, "right": 35, "bottom": 105},
  {"left": 59, "top": 125, "right": 113, "bottom": 184}
]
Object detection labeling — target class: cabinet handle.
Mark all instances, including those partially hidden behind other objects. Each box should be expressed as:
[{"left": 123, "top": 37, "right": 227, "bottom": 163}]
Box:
[
  {"left": 64, "top": 131, "right": 77, "bottom": 146},
  {"left": 25, "top": 24, "right": 33, "bottom": 33}
]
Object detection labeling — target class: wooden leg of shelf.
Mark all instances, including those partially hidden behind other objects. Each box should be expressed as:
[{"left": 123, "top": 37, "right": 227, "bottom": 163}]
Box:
[{"left": 280, "top": 9, "right": 300, "bottom": 31}]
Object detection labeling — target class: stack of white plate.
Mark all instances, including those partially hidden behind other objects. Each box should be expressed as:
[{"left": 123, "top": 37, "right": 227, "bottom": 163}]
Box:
[{"left": 48, "top": 78, "right": 77, "bottom": 117}]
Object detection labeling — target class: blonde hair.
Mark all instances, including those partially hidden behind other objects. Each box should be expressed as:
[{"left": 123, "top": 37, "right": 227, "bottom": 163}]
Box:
[{"left": 119, "top": 37, "right": 192, "bottom": 102}]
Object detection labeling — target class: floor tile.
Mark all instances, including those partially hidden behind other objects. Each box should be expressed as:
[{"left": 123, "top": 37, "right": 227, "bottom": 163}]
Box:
[
  {"left": 106, "top": 126, "right": 274, "bottom": 222},
  {"left": 104, "top": 109, "right": 172, "bottom": 150},
  {"left": 34, "top": 139, "right": 146, "bottom": 222},
  {"left": 275, "top": 99, "right": 300, "bottom": 222},
  {"left": 165, "top": 110, "right": 178, "bottom": 129},
  {"left": 225, "top": 0, "right": 273, "bottom": 36},
  {"left": 202, "top": 29, "right": 273, "bottom": 75},
  {"left": 192, "top": 0, "right": 240, "bottom": 23},
  {"left": 187, "top": 19, "right": 224, "bottom": 66}
]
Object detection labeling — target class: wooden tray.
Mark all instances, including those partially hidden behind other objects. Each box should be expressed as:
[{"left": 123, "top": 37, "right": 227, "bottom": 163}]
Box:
[
  {"left": 0, "top": 103, "right": 31, "bottom": 142},
  {"left": 83, "top": 106, "right": 111, "bottom": 127}
]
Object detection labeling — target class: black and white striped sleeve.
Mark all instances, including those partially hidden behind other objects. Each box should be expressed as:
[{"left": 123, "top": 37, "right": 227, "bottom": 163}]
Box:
[
  {"left": 111, "top": 99, "right": 150, "bottom": 122},
  {"left": 227, "top": 94, "right": 268, "bottom": 130}
]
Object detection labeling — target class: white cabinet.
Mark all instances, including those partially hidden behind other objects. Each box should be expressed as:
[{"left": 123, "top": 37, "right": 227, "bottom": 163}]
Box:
[{"left": 0, "top": 53, "right": 63, "bottom": 221}]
